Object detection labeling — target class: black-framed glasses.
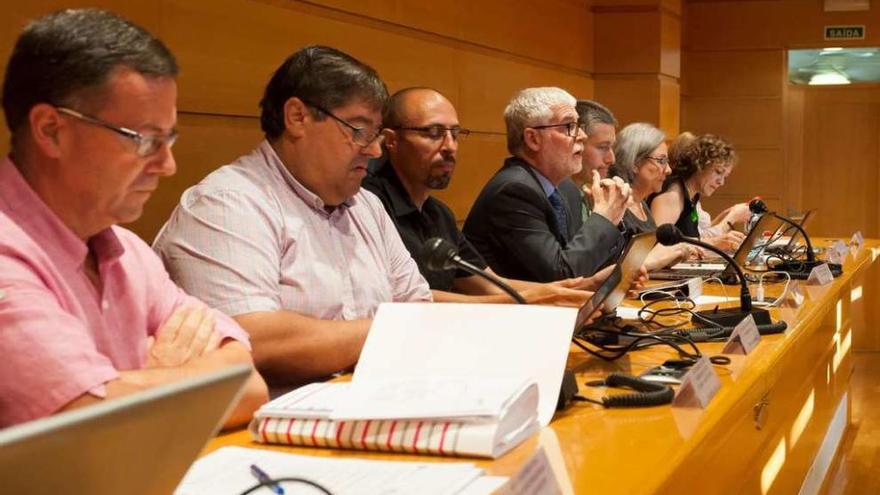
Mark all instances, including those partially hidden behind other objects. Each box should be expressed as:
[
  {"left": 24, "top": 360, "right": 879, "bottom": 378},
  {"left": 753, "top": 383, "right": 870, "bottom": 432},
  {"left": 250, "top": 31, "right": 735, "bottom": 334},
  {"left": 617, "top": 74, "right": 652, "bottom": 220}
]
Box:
[
  {"left": 55, "top": 106, "right": 177, "bottom": 157},
  {"left": 529, "top": 121, "right": 586, "bottom": 138},
  {"left": 390, "top": 125, "right": 471, "bottom": 141},
  {"left": 300, "top": 99, "right": 383, "bottom": 147}
]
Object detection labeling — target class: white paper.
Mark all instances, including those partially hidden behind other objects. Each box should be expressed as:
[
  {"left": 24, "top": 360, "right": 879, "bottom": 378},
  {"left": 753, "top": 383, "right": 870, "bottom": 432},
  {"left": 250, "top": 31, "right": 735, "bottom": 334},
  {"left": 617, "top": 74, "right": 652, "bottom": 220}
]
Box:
[
  {"left": 670, "top": 262, "right": 726, "bottom": 271},
  {"left": 175, "top": 446, "right": 483, "bottom": 495},
  {"left": 807, "top": 263, "right": 834, "bottom": 286},
  {"left": 356, "top": 303, "right": 577, "bottom": 426},
  {"left": 330, "top": 377, "right": 533, "bottom": 421}
]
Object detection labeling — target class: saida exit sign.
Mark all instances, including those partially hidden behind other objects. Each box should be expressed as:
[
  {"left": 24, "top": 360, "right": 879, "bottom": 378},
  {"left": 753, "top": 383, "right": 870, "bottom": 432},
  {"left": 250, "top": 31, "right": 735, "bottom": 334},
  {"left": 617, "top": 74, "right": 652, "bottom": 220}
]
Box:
[{"left": 825, "top": 25, "right": 865, "bottom": 40}]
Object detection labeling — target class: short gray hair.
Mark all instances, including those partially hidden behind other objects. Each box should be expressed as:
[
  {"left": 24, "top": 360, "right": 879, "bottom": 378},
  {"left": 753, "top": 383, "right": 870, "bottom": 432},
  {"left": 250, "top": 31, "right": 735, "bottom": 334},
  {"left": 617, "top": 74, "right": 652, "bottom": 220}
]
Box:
[
  {"left": 610, "top": 122, "right": 666, "bottom": 184},
  {"left": 504, "top": 87, "right": 576, "bottom": 154},
  {"left": 575, "top": 100, "right": 617, "bottom": 134}
]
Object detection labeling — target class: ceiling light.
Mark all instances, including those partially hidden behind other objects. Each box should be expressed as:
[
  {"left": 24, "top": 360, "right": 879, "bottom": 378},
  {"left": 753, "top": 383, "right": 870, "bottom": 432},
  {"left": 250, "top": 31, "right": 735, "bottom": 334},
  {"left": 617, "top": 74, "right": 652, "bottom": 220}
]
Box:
[
  {"left": 809, "top": 72, "right": 851, "bottom": 85},
  {"left": 823, "top": 47, "right": 844, "bottom": 52}
]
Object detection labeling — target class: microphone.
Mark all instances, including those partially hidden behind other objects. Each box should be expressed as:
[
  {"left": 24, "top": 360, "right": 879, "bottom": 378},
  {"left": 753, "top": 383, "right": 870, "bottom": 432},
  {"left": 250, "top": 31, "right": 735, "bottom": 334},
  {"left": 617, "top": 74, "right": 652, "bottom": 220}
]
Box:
[
  {"left": 749, "top": 200, "right": 841, "bottom": 277},
  {"left": 656, "top": 224, "right": 771, "bottom": 327},
  {"left": 421, "top": 238, "right": 527, "bottom": 304}
]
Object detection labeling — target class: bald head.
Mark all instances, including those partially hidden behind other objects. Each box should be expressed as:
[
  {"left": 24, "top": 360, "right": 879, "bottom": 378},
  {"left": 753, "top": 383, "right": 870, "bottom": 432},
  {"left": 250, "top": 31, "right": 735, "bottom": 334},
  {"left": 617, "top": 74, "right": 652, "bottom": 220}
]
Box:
[
  {"left": 383, "top": 87, "right": 451, "bottom": 128},
  {"left": 382, "top": 87, "right": 463, "bottom": 204}
]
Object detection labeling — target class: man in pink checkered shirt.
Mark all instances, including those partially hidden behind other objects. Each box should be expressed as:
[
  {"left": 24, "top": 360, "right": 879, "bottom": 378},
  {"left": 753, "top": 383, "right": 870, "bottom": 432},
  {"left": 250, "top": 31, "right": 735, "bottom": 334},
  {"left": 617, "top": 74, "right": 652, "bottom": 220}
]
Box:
[{"left": 0, "top": 9, "right": 267, "bottom": 428}]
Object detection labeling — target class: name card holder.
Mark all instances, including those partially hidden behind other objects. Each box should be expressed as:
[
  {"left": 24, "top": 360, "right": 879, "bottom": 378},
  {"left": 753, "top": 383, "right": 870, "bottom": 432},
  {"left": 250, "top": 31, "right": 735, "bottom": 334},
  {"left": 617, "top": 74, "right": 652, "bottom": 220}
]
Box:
[
  {"left": 722, "top": 314, "right": 761, "bottom": 355},
  {"left": 807, "top": 263, "right": 834, "bottom": 286},
  {"left": 850, "top": 231, "right": 864, "bottom": 256},
  {"left": 672, "top": 356, "right": 721, "bottom": 409},
  {"left": 829, "top": 240, "right": 848, "bottom": 265}
]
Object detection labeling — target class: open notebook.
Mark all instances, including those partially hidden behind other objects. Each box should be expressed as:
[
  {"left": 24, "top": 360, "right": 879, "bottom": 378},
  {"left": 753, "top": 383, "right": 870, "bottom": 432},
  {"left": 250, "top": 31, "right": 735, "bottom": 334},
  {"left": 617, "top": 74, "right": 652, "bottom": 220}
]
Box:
[{"left": 250, "top": 377, "right": 539, "bottom": 459}]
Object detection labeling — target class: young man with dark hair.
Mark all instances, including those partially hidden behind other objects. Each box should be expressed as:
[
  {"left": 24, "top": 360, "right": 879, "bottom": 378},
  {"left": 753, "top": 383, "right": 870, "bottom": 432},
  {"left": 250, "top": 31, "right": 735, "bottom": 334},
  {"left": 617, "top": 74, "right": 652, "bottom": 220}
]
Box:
[
  {"left": 154, "top": 46, "right": 432, "bottom": 386},
  {"left": 0, "top": 8, "right": 267, "bottom": 428}
]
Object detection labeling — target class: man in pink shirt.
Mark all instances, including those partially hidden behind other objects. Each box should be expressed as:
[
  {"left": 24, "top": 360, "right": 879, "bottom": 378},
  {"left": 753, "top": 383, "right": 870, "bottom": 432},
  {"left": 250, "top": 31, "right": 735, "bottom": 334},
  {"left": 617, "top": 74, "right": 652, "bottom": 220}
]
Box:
[
  {"left": 0, "top": 9, "right": 267, "bottom": 428},
  {"left": 154, "top": 46, "right": 432, "bottom": 387}
]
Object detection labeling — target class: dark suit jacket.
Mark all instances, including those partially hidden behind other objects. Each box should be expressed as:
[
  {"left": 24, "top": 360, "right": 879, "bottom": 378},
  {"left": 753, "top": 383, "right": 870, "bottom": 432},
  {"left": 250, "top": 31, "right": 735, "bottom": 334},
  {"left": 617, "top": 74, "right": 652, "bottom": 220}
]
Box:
[{"left": 462, "top": 157, "right": 623, "bottom": 282}]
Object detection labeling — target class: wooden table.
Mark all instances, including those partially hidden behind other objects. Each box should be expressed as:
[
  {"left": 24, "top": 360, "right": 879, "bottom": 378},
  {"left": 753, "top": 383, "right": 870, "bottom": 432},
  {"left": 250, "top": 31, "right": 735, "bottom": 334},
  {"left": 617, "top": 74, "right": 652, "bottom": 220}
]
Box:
[{"left": 205, "top": 239, "right": 879, "bottom": 495}]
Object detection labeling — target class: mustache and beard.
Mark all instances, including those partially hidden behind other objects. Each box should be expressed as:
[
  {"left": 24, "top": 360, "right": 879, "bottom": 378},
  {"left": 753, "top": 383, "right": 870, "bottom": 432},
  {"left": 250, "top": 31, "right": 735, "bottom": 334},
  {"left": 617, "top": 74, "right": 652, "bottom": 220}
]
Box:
[{"left": 425, "top": 152, "right": 456, "bottom": 190}]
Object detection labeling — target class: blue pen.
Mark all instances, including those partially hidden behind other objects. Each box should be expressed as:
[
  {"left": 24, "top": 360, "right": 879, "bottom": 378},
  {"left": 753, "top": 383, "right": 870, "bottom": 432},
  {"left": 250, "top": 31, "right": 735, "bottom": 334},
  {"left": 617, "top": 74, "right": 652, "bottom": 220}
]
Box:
[{"left": 250, "top": 464, "right": 285, "bottom": 495}]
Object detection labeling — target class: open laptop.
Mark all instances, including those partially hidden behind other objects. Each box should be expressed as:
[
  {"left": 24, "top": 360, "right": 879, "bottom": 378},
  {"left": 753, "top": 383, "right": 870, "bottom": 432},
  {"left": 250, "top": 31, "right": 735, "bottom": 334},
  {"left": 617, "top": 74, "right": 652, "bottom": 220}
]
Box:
[
  {"left": 650, "top": 213, "right": 783, "bottom": 282},
  {"left": 575, "top": 232, "right": 657, "bottom": 328},
  {"left": 0, "top": 364, "right": 252, "bottom": 495},
  {"left": 764, "top": 209, "right": 815, "bottom": 255}
]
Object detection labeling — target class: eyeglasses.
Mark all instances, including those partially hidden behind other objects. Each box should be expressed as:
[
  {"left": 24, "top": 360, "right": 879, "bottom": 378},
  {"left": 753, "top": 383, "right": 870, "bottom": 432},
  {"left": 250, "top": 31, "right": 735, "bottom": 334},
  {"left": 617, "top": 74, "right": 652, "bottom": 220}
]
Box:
[
  {"left": 55, "top": 106, "right": 177, "bottom": 157},
  {"left": 529, "top": 121, "right": 586, "bottom": 138},
  {"left": 300, "top": 99, "right": 383, "bottom": 147},
  {"left": 647, "top": 155, "right": 670, "bottom": 167},
  {"left": 390, "top": 125, "right": 471, "bottom": 141}
]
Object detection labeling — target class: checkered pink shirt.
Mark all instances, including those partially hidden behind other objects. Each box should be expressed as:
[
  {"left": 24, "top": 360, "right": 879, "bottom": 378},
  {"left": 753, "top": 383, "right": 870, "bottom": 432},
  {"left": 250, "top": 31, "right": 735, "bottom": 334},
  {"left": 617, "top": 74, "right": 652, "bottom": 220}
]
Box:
[
  {"left": 153, "top": 141, "right": 431, "bottom": 321},
  {"left": 0, "top": 156, "right": 250, "bottom": 427}
]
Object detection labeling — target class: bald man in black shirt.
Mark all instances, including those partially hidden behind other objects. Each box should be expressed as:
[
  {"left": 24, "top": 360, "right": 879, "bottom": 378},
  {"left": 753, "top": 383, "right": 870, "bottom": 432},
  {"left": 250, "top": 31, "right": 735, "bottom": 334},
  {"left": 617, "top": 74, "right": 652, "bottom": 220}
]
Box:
[{"left": 363, "top": 87, "right": 612, "bottom": 306}]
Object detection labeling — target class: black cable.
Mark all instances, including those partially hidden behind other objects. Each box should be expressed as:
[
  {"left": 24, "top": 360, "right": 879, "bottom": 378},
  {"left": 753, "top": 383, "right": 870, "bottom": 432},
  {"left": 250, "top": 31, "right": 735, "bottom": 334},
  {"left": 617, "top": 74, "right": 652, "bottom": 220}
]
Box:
[
  {"left": 239, "top": 478, "right": 333, "bottom": 495},
  {"left": 577, "top": 373, "right": 675, "bottom": 408}
]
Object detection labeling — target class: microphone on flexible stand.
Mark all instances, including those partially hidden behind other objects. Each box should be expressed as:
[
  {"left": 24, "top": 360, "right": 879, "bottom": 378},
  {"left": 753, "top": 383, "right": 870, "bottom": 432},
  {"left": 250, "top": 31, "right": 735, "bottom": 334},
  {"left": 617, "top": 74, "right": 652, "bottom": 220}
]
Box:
[
  {"left": 749, "top": 199, "right": 842, "bottom": 277},
  {"left": 656, "top": 224, "right": 771, "bottom": 327},
  {"left": 420, "top": 238, "right": 527, "bottom": 304}
]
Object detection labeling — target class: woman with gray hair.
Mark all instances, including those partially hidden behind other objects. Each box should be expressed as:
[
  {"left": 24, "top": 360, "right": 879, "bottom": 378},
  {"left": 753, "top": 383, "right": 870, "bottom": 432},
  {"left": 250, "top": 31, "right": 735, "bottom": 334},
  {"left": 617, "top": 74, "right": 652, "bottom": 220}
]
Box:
[{"left": 611, "top": 123, "right": 700, "bottom": 268}]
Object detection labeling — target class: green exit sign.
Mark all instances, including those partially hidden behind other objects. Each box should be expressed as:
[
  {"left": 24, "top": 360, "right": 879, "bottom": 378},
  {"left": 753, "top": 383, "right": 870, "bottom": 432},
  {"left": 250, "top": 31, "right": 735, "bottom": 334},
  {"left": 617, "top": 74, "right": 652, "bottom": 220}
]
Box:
[{"left": 825, "top": 25, "right": 865, "bottom": 40}]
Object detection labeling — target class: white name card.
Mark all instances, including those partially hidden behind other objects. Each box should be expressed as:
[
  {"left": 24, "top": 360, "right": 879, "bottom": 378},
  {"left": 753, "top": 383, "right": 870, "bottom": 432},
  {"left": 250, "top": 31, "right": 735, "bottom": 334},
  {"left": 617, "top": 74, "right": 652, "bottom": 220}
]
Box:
[
  {"left": 784, "top": 281, "right": 805, "bottom": 307},
  {"left": 687, "top": 277, "right": 703, "bottom": 299},
  {"left": 672, "top": 356, "right": 721, "bottom": 409},
  {"left": 850, "top": 231, "right": 864, "bottom": 255},
  {"left": 829, "top": 240, "right": 848, "bottom": 264},
  {"left": 722, "top": 314, "right": 761, "bottom": 355},
  {"left": 807, "top": 263, "right": 834, "bottom": 286}
]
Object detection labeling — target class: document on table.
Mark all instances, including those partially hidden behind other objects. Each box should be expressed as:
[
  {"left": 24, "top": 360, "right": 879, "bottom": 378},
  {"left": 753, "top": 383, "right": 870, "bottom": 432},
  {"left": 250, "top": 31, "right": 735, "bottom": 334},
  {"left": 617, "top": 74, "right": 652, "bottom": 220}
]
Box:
[{"left": 175, "top": 446, "right": 501, "bottom": 495}]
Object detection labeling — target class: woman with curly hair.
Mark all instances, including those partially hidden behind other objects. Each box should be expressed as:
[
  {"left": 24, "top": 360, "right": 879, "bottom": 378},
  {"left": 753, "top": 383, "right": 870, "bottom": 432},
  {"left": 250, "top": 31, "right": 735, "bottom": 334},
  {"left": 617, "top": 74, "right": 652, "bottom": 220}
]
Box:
[{"left": 649, "top": 133, "right": 750, "bottom": 251}]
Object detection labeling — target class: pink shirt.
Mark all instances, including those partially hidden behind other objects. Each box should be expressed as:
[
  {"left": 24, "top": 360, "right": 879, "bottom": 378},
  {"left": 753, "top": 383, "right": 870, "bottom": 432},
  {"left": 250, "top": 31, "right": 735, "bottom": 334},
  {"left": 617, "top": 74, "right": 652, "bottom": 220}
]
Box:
[
  {"left": 0, "top": 156, "right": 250, "bottom": 427},
  {"left": 153, "top": 141, "right": 431, "bottom": 321}
]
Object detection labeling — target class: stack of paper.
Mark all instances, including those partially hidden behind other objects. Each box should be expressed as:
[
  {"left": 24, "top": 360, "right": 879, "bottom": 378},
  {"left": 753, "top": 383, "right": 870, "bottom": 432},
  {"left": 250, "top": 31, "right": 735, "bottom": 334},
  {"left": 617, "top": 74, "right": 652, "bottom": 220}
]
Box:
[{"left": 251, "top": 376, "right": 539, "bottom": 458}]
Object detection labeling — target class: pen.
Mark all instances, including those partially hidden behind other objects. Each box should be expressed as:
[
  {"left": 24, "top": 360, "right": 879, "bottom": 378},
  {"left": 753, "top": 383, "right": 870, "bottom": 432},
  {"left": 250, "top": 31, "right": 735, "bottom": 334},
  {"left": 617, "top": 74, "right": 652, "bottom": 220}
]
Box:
[{"left": 250, "top": 464, "right": 285, "bottom": 495}]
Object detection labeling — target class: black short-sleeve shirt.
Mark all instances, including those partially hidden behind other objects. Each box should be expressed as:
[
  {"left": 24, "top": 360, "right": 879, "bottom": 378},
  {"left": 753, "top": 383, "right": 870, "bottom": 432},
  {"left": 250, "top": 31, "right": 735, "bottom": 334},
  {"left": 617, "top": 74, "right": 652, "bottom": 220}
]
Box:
[{"left": 362, "top": 164, "right": 488, "bottom": 291}]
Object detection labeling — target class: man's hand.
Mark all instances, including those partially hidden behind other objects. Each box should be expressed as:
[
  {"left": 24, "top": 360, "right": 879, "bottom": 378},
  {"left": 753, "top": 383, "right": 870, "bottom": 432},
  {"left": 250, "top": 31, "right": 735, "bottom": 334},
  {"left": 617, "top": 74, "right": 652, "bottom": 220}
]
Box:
[
  {"left": 585, "top": 170, "right": 630, "bottom": 225},
  {"left": 553, "top": 265, "right": 615, "bottom": 292},
  {"left": 521, "top": 284, "right": 594, "bottom": 308},
  {"left": 146, "top": 306, "right": 218, "bottom": 368}
]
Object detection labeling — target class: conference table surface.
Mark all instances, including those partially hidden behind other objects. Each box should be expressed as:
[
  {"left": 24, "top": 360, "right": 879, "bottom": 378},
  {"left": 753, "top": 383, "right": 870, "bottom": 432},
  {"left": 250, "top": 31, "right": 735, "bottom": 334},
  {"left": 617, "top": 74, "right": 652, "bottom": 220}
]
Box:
[{"left": 204, "top": 238, "right": 876, "bottom": 494}]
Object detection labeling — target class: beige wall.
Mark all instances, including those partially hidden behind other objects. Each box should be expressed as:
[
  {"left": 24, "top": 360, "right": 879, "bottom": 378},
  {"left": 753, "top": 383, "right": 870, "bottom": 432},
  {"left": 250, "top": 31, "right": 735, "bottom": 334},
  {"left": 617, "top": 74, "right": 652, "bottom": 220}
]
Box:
[{"left": 0, "top": 0, "right": 597, "bottom": 241}]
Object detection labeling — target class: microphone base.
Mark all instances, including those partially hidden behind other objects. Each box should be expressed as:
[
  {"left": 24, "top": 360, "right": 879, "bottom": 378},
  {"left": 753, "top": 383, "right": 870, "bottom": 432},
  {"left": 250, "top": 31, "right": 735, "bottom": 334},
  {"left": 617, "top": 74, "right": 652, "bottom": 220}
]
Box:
[
  {"left": 692, "top": 307, "right": 772, "bottom": 327},
  {"left": 770, "top": 260, "right": 843, "bottom": 279}
]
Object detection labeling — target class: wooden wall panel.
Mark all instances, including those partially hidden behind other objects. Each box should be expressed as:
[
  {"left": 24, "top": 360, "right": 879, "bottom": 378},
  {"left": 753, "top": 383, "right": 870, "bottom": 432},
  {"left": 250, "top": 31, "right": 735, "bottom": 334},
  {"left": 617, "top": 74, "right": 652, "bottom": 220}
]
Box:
[
  {"left": 682, "top": 98, "right": 783, "bottom": 147},
  {"left": 594, "top": 76, "right": 661, "bottom": 126},
  {"left": 801, "top": 89, "right": 880, "bottom": 238},
  {"left": 594, "top": 11, "right": 661, "bottom": 74},
  {"left": 683, "top": 50, "right": 784, "bottom": 98},
  {"left": 686, "top": 0, "right": 880, "bottom": 51},
  {"left": 310, "top": 0, "right": 594, "bottom": 72},
  {"left": 722, "top": 148, "right": 784, "bottom": 198},
  {"left": 1, "top": 0, "right": 599, "bottom": 242}
]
